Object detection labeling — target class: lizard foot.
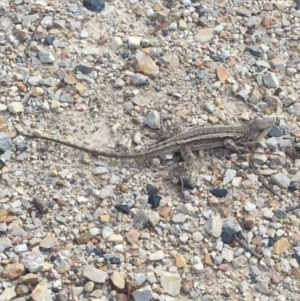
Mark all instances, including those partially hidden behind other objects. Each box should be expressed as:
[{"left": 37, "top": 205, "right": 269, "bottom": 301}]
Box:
[
  {"left": 170, "top": 151, "right": 200, "bottom": 200},
  {"left": 158, "top": 116, "right": 185, "bottom": 141}
]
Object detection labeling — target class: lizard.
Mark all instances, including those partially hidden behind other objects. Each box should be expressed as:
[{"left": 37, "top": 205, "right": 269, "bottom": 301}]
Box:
[{"left": 20, "top": 118, "right": 273, "bottom": 160}]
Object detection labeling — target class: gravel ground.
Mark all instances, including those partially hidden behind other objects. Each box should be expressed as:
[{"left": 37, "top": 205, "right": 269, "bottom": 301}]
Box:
[{"left": 1, "top": 0, "right": 300, "bottom": 300}]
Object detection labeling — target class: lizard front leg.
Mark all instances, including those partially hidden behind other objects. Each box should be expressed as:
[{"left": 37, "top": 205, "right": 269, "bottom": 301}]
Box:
[{"left": 223, "top": 139, "right": 248, "bottom": 154}]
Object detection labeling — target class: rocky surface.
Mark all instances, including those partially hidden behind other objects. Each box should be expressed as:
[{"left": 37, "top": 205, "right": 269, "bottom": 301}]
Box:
[{"left": 1, "top": 0, "right": 300, "bottom": 300}]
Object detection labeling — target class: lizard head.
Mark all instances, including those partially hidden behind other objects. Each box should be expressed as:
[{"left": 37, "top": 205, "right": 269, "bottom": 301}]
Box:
[{"left": 242, "top": 118, "right": 274, "bottom": 145}]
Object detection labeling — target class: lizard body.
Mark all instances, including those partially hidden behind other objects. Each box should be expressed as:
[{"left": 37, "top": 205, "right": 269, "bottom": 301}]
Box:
[{"left": 22, "top": 119, "right": 273, "bottom": 159}]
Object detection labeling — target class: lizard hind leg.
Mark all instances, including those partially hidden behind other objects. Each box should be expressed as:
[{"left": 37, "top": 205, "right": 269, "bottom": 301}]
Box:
[
  {"left": 158, "top": 117, "right": 185, "bottom": 142},
  {"left": 180, "top": 146, "right": 201, "bottom": 173},
  {"left": 171, "top": 146, "right": 200, "bottom": 199}
]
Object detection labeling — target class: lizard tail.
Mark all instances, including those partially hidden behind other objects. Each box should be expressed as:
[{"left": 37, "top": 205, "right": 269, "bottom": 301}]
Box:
[{"left": 22, "top": 134, "right": 141, "bottom": 159}]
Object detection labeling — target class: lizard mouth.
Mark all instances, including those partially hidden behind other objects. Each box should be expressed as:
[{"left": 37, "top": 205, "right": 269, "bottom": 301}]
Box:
[{"left": 239, "top": 118, "right": 273, "bottom": 146}]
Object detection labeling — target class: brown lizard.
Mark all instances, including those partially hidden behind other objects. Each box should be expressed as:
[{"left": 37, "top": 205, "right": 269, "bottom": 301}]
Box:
[
  {"left": 20, "top": 118, "right": 273, "bottom": 160},
  {"left": 150, "top": 20, "right": 172, "bottom": 36}
]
